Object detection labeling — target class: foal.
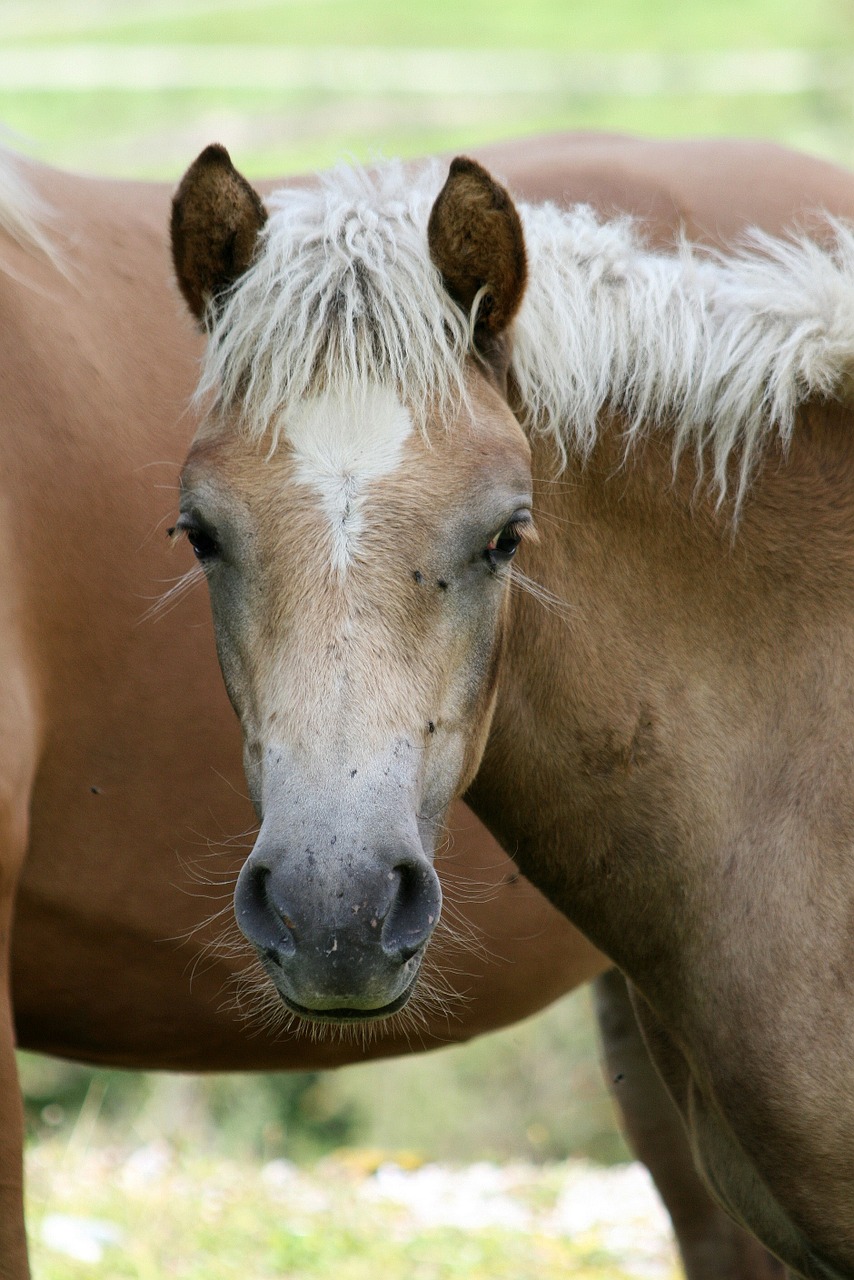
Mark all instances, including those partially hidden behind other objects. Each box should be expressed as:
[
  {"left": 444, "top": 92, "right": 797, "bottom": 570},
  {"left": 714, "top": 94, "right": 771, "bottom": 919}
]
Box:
[{"left": 170, "top": 140, "right": 854, "bottom": 1275}]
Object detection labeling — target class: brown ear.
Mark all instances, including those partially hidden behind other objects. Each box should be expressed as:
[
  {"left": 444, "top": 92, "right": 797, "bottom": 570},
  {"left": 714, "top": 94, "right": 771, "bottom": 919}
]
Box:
[
  {"left": 427, "top": 157, "right": 527, "bottom": 339},
  {"left": 171, "top": 143, "right": 267, "bottom": 325}
]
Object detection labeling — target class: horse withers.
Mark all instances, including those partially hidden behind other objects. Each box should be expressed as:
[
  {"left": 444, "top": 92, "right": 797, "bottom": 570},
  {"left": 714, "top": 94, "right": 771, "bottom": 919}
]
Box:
[
  {"left": 170, "top": 133, "right": 854, "bottom": 1279},
  {"left": 0, "top": 137, "right": 778, "bottom": 1280}
]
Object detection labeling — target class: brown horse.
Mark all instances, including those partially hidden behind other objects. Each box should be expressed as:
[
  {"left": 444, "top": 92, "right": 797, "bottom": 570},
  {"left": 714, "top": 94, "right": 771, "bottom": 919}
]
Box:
[
  {"left": 0, "top": 137, "right": 782, "bottom": 1280},
  {"left": 167, "top": 133, "right": 854, "bottom": 1279}
]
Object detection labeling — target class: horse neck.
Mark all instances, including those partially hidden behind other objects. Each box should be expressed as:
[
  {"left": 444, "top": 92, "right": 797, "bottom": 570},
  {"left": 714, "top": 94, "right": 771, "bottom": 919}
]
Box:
[{"left": 467, "top": 404, "right": 854, "bottom": 999}]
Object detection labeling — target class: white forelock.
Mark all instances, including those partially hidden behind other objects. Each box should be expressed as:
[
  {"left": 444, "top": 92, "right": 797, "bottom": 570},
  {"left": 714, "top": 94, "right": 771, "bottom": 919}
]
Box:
[
  {"left": 197, "top": 161, "right": 471, "bottom": 450},
  {"left": 198, "top": 160, "right": 854, "bottom": 504}
]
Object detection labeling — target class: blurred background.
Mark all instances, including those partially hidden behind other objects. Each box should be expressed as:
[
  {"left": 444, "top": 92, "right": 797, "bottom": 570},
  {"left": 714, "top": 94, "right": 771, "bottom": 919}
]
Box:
[
  {"left": 19, "top": 994, "right": 619, "bottom": 1166},
  {"left": 4, "top": 0, "right": 854, "bottom": 182},
  {"left": 9, "top": 0, "right": 854, "bottom": 1271}
]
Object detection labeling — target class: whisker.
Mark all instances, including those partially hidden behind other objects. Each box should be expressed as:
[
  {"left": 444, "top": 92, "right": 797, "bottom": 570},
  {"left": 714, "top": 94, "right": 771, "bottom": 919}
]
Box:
[
  {"left": 133, "top": 460, "right": 183, "bottom": 473},
  {"left": 138, "top": 564, "right": 206, "bottom": 624},
  {"left": 137, "top": 509, "right": 183, "bottom": 551},
  {"left": 510, "top": 567, "right": 575, "bottom": 622},
  {"left": 163, "top": 806, "right": 499, "bottom": 1052},
  {"left": 209, "top": 768, "right": 253, "bottom": 804}
]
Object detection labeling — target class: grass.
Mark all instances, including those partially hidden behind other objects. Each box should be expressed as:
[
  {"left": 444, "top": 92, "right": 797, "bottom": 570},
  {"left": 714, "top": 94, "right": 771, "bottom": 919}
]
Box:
[
  {"left": 4, "top": 0, "right": 854, "bottom": 178},
  {"left": 6, "top": 0, "right": 848, "bottom": 52},
  {"left": 25, "top": 1141, "right": 679, "bottom": 1280},
  {"left": 18, "top": 989, "right": 629, "bottom": 1169}
]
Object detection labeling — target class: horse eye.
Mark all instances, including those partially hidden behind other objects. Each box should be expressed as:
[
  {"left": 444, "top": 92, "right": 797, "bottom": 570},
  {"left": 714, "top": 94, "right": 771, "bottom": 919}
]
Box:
[
  {"left": 485, "top": 522, "right": 523, "bottom": 565},
  {"left": 185, "top": 526, "right": 219, "bottom": 561}
]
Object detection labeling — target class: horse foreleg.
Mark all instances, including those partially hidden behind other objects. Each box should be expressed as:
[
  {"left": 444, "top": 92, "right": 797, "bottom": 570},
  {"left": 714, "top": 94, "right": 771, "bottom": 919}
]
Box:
[
  {"left": 593, "top": 969, "right": 786, "bottom": 1280},
  {"left": 0, "top": 683, "right": 37, "bottom": 1280},
  {"left": 0, "top": 976, "right": 27, "bottom": 1280},
  {"left": 0, "top": 861, "right": 29, "bottom": 1280}
]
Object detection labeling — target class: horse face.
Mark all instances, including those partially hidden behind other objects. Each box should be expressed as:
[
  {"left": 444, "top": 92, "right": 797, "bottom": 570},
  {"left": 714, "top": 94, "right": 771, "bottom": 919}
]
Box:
[
  {"left": 179, "top": 376, "right": 532, "bottom": 1018},
  {"left": 173, "top": 149, "right": 530, "bottom": 1021}
]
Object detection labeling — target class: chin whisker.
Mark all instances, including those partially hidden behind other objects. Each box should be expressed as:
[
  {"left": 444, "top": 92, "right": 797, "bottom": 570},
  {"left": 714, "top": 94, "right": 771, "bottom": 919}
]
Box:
[{"left": 165, "top": 809, "right": 495, "bottom": 1052}]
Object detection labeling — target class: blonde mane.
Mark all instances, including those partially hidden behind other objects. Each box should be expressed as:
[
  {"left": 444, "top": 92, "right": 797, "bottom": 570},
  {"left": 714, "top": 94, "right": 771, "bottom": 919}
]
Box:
[
  {"left": 199, "top": 160, "right": 854, "bottom": 503},
  {"left": 198, "top": 161, "right": 471, "bottom": 449}
]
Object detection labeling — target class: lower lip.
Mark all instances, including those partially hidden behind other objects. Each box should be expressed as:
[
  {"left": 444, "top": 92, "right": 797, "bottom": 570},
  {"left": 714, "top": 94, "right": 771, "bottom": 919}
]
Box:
[{"left": 280, "top": 974, "right": 419, "bottom": 1024}]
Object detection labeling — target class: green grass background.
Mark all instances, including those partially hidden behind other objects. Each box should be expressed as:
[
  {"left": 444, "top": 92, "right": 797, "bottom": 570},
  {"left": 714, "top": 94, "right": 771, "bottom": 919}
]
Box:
[
  {"left": 18, "top": 986, "right": 626, "bottom": 1168},
  {"left": 5, "top": 0, "right": 854, "bottom": 180}
]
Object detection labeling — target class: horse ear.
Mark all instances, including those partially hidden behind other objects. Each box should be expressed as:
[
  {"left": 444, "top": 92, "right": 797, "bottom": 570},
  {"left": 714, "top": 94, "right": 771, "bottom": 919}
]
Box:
[
  {"left": 427, "top": 157, "right": 527, "bottom": 339},
  {"left": 171, "top": 143, "right": 267, "bottom": 325}
]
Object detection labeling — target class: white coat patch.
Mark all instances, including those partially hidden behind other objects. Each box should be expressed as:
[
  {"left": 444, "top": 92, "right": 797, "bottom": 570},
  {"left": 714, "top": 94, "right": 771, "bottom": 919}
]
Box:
[{"left": 284, "top": 385, "right": 413, "bottom": 573}]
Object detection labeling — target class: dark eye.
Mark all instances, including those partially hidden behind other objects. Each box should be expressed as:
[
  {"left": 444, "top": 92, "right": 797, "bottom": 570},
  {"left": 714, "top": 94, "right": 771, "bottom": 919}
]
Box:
[
  {"left": 484, "top": 517, "right": 528, "bottom": 567},
  {"left": 187, "top": 527, "right": 218, "bottom": 561},
  {"left": 184, "top": 524, "right": 220, "bottom": 562}
]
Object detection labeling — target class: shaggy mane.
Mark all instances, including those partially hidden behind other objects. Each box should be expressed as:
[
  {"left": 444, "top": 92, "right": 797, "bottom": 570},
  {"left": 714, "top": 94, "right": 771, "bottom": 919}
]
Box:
[
  {"left": 199, "top": 161, "right": 471, "bottom": 448},
  {"left": 199, "top": 160, "right": 854, "bottom": 503}
]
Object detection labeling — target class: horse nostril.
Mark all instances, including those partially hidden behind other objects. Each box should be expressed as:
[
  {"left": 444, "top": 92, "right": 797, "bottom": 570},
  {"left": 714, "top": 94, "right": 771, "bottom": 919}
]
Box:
[
  {"left": 380, "top": 860, "right": 442, "bottom": 963},
  {"left": 234, "top": 860, "right": 297, "bottom": 958}
]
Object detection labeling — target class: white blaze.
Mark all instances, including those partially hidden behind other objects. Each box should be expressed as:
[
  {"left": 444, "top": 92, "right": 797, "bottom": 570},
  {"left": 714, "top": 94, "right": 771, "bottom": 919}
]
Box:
[{"left": 284, "top": 385, "right": 414, "bottom": 573}]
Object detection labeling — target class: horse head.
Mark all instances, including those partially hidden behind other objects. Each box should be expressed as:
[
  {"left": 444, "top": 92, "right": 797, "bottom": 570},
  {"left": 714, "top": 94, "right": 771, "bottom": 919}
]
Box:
[{"left": 171, "top": 147, "right": 534, "bottom": 1021}]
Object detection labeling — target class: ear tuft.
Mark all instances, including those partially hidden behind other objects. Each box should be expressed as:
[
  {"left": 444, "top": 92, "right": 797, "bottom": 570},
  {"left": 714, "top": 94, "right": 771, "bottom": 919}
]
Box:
[
  {"left": 427, "top": 157, "right": 527, "bottom": 339},
  {"left": 171, "top": 144, "right": 267, "bottom": 325}
]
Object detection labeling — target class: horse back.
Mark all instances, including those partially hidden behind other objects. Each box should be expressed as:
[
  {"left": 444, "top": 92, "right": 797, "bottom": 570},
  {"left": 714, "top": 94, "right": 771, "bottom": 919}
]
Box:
[{"left": 476, "top": 132, "right": 854, "bottom": 244}]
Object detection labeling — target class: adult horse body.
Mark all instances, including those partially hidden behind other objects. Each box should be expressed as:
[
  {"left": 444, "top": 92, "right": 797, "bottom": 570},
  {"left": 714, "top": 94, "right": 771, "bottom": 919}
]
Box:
[
  {"left": 169, "top": 132, "right": 854, "bottom": 1280},
  {"left": 0, "top": 137, "right": 784, "bottom": 1280}
]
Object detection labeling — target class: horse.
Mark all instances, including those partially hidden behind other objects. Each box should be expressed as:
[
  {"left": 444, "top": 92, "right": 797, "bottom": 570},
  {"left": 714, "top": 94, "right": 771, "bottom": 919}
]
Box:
[
  {"left": 0, "top": 135, "right": 784, "bottom": 1280},
  {"left": 166, "top": 132, "right": 854, "bottom": 1279}
]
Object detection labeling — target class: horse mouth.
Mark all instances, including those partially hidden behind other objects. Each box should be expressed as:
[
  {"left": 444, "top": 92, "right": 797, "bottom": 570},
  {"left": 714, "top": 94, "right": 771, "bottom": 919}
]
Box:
[{"left": 279, "top": 974, "right": 419, "bottom": 1025}]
